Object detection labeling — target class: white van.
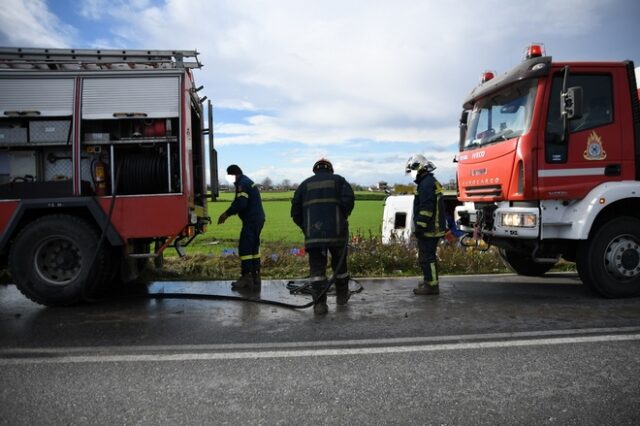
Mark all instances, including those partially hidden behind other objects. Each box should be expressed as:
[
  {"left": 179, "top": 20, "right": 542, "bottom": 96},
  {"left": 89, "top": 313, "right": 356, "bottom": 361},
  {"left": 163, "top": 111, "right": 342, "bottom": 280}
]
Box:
[
  {"left": 381, "top": 193, "right": 461, "bottom": 244},
  {"left": 381, "top": 195, "right": 415, "bottom": 244}
]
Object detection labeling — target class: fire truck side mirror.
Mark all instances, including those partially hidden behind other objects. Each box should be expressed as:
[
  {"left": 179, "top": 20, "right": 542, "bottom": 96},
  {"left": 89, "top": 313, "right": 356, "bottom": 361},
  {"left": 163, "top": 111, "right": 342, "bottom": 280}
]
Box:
[
  {"left": 459, "top": 110, "right": 469, "bottom": 126},
  {"left": 561, "top": 86, "right": 583, "bottom": 120},
  {"left": 459, "top": 110, "right": 469, "bottom": 150}
]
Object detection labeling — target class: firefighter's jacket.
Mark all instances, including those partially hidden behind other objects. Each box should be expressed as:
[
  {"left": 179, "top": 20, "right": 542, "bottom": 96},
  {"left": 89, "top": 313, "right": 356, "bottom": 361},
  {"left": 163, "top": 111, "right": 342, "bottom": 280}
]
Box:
[
  {"left": 413, "top": 172, "right": 446, "bottom": 239},
  {"left": 226, "top": 175, "right": 265, "bottom": 223},
  {"left": 291, "top": 170, "right": 355, "bottom": 249}
]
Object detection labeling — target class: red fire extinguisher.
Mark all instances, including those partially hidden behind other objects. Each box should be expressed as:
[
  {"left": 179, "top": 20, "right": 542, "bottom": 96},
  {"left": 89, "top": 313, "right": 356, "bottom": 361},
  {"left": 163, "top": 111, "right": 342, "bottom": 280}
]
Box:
[{"left": 92, "top": 158, "right": 109, "bottom": 196}]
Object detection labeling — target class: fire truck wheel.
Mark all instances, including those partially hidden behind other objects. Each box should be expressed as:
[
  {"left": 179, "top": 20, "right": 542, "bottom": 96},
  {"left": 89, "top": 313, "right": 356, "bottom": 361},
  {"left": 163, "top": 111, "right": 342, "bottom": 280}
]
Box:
[
  {"left": 498, "top": 248, "right": 554, "bottom": 276},
  {"left": 576, "top": 216, "right": 640, "bottom": 298},
  {"left": 8, "top": 215, "right": 106, "bottom": 306}
]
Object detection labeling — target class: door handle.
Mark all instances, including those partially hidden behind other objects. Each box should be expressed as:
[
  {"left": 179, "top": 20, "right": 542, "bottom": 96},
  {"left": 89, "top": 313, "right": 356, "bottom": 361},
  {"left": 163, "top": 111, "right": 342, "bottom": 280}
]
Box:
[{"left": 604, "top": 164, "right": 621, "bottom": 176}]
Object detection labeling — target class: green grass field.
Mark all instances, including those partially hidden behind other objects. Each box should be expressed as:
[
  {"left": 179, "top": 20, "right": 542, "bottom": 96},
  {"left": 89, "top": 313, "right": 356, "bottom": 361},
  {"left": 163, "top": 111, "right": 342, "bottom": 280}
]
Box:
[{"left": 191, "top": 191, "right": 386, "bottom": 253}]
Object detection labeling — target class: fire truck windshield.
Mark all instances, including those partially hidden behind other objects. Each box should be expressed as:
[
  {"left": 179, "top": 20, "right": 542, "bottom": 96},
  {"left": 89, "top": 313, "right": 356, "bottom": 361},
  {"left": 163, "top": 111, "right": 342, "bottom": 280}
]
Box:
[{"left": 463, "top": 79, "right": 537, "bottom": 150}]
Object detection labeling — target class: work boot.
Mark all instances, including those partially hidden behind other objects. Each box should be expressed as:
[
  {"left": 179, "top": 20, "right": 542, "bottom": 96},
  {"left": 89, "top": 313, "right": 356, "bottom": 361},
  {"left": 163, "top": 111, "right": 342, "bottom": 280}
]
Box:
[
  {"left": 314, "top": 293, "right": 328, "bottom": 314},
  {"left": 231, "top": 273, "right": 255, "bottom": 292},
  {"left": 312, "top": 282, "right": 329, "bottom": 315},
  {"left": 413, "top": 281, "right": 439, "bottom": 295},
  {"left": 252, "top": 272, "right": 262, "bottom": 292},
  {"left": 335, "top": 281, "right": 351, "bottom": 306}
]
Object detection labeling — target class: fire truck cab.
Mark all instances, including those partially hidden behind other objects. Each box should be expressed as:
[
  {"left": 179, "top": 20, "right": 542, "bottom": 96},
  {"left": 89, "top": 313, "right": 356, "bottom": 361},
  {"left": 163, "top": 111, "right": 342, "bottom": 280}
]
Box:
[
  {"left": 0, "top": 47, "right": 216, "bottom": 306},
  {"left": 455, "top": 44, "right": 640, "bottom": 298}
]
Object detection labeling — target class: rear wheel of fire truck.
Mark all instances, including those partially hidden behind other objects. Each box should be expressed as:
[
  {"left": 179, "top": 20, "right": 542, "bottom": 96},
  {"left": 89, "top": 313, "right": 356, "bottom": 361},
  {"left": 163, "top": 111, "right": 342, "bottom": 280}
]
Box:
[
  {"left": 576, "top": 216, "right": 640, "bottom": 298},
  {"left": 8, "top": 215, "right": 106, "bottom": 306},
  {"left": 498, "top": 248, "right": 554, "bottom": 276}
]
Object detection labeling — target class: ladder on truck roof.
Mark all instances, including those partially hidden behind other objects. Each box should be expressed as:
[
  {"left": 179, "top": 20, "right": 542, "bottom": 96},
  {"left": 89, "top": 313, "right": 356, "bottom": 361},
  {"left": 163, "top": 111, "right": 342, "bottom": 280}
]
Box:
[{"left": 0, "top": 47, "right": 202, "bottom": 71}]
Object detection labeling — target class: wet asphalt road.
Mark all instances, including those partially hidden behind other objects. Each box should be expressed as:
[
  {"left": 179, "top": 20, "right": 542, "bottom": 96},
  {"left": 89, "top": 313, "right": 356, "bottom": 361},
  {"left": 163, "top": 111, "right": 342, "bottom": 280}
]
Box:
[{"left": 1, "top": 274, "right": 639, "bottom": 425}]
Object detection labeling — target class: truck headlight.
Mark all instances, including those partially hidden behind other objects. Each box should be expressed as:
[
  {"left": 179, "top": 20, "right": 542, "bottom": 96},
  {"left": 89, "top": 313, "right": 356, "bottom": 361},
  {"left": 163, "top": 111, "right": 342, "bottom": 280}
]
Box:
[{"left": 500, "top": 212, "right": 537, "bottom": 227}]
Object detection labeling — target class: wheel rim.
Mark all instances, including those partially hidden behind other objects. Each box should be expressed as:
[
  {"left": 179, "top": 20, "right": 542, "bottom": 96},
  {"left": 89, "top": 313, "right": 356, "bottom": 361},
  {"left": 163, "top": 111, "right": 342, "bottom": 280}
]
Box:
[
  {"left": 34, "top": 236, "right": 83, "bottom": 286},
  {"left": 604, "top": 234, "right": 640, "bottom": 280}
]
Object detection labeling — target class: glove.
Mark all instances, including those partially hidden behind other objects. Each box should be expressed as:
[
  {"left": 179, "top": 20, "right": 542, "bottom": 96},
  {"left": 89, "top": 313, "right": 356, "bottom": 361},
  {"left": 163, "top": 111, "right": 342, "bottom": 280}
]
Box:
[{"left": 217, "top": 212, "right": 229, "bottom": 224}]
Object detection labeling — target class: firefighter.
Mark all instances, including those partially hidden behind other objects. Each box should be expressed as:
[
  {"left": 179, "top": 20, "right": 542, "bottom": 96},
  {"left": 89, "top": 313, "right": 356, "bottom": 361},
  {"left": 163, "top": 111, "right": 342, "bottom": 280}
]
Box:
[
  {"left": 406, "top": 154, "right": 446, "bottom": 295},
  {"left": 291, "top": 159, "right": 355, "bottom": 314},
  {"left": 218, "top": 165, "right": 266, "bottom": 294}
]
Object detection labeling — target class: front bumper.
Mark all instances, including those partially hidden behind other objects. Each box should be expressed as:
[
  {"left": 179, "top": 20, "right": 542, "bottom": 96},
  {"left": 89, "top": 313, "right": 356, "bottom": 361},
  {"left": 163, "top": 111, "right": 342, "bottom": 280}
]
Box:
[{"left": 456, "top": 201, "right": 540, "bottom": 239}]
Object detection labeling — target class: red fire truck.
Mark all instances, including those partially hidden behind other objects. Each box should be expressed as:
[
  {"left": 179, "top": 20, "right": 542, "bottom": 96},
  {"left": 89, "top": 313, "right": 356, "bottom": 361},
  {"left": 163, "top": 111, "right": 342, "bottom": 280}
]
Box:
[
  {"left": 0, "top": 47, "right": 216, "bottom": 306},
  {"left": 455, "top": 44, "right": 640, "bottom": 298}
]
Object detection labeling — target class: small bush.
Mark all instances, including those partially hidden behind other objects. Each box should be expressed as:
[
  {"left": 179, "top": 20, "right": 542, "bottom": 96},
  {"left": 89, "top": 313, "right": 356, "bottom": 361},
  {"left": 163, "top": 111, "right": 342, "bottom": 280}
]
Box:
[
  {"left": 437, "top": 244, "right": 507, "bottom": 274},
  {"left": 349, "top": 233, "right": 421, "bottom": 276}
]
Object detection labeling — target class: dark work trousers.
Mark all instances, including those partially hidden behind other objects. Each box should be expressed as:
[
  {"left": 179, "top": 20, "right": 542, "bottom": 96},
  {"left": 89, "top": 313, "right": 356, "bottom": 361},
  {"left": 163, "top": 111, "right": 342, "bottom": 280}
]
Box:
[
  {"left": 308, "top": 245, "right": 349, "bottom": 290},
  {"left": 417, "top": 237, "right": 440, "bottom": 285},
  {"left": 239, "top": 220, "right": 264, "bottom": 275}
]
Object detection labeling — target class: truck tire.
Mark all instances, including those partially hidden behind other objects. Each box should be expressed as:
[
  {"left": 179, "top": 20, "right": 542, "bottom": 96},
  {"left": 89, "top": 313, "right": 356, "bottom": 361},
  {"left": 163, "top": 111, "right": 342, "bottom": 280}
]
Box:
[
  {"left": 8, "top": 214, "right": 106, "bottom": 306},
  {"left": 498, "top": 248, "right": 555, "bottom": 277},
  {"left": 576, "top": 216, "right": 640, "bottom": 298}
]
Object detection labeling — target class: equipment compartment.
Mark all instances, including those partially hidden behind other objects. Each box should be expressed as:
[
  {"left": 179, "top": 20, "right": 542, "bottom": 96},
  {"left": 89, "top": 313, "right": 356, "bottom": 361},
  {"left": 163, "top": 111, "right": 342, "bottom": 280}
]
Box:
[
  {"left": 29, "top": 120, "right": 72, "bottom": 144},
  {"left": 111, "top": 143, "right": 179, "bottom": 195},
  {"left": 0, "top": 151, "right": 37, "bottom": 183},
  {"left": 0, "top": 127, "right": 28, "bottom": 145},
  {"left": 81, "top": 117, "right": 178, "bottom": 144}
]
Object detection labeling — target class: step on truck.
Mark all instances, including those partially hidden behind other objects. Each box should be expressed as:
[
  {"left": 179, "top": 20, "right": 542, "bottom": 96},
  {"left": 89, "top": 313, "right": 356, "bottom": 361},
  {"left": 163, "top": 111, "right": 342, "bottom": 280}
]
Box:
[
  {"left": 0, "top": 47, "right": 217, "bottom": 306},
  {"left": 455, "top": 43, "right": 640, "bottom": 298}
]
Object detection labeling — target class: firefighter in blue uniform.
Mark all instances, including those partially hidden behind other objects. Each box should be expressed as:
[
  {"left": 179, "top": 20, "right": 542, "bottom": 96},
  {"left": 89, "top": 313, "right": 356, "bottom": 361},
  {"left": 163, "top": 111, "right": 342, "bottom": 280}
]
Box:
[
  {"left": 218, "top": 164, "right": 265, "bottom": 294},
  {"left": 406, "top": 154, "right": 446, "bottom": 295},
  {"left": 291, "top": 159, "right": 355, "bottom": 314}
]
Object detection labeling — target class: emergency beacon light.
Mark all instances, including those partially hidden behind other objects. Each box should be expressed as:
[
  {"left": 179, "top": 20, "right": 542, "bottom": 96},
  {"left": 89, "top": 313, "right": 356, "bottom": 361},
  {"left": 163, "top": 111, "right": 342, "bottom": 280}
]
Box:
[{"left": 524, "top": 43, "right": 545, "bottom": 60}]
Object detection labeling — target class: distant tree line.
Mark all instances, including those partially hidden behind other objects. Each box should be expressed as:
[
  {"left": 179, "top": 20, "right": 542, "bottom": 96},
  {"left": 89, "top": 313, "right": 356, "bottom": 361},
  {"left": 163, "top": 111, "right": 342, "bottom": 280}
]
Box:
[
  {"left": 217, "top": 177, "right": 299, "bottom": 192},
  {"left": 215, "top": 177, "right": 458, "bottom": 193}
]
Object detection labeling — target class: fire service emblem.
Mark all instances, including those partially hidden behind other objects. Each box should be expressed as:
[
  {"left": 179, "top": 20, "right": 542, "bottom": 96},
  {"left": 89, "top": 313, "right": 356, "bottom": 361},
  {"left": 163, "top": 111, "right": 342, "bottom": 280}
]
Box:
[{"left": 583, "top": 130, "right": 606, "bottom": 160}]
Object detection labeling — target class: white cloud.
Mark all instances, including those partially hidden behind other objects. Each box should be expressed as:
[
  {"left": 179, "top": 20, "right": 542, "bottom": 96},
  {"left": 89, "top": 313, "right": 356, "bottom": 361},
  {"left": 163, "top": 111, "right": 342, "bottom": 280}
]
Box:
[
  {"left": 79, "top": 0, "right": 107, "bottom": 20},
  {"left": 214, "top": 99, "right": 257, "bottom": 111},
  {"left": 215, "top": 115, "right": 456, "bottom": 149},
  {"left": 0, "top": 0, "right": 76, "bottom": 47}
]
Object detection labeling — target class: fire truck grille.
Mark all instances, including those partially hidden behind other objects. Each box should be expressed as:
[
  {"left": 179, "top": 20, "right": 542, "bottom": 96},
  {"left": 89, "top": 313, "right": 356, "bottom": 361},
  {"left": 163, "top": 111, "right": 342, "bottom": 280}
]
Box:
[{"left": 463, "top": 185, "right": 503, "bottom": 198}]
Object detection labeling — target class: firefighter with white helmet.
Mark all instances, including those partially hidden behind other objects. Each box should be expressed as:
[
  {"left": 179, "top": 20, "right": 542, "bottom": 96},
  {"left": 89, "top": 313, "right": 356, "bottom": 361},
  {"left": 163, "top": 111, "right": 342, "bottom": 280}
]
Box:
[{"left": 405, "top": 154, "right": 446, "bottom": 295}]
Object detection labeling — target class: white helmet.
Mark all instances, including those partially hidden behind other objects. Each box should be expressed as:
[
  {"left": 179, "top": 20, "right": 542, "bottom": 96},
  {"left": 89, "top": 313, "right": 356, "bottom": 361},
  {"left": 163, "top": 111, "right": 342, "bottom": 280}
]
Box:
[{"left": 405, "top": 154, "right": 436, "bottom": 175}]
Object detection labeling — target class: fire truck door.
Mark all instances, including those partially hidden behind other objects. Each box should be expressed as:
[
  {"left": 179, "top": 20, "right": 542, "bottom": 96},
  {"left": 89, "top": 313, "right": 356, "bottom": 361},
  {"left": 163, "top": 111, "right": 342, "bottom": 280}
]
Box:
[{"left": 539, "top": 69, "right": 630, "bottom": 200}]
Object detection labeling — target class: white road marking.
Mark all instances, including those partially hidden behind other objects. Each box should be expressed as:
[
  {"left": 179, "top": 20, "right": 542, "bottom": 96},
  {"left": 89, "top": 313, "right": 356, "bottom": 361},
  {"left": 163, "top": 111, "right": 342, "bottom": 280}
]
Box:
[
  {"left": 3, "top": 326, "right": 640, "bottom": 353},
  {"left": 1, "top": 327, "right": 639, "bottom": 365}
]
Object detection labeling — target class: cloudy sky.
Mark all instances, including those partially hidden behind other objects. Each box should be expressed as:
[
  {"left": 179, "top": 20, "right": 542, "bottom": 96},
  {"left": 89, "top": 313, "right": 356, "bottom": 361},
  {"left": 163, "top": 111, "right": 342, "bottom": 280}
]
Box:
[{"left": 1, "top": 0, "right": 639, "bottom": 186}]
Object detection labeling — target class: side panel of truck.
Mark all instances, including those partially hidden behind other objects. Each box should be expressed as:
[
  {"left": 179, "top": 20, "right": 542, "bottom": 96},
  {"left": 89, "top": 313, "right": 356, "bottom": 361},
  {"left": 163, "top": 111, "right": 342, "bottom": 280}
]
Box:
[{"left": 96, "top": 195, "right": 189, "bottom": 239}]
